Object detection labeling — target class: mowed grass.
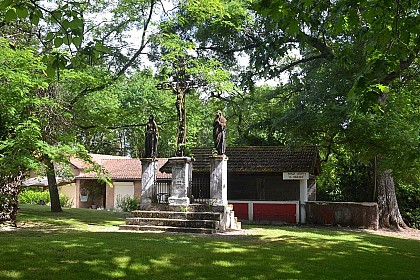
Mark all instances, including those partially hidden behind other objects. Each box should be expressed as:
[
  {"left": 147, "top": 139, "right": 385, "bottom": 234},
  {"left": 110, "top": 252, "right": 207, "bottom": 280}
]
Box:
[{"left": 0, "top": 205, "right": 419, "bottom": 280}]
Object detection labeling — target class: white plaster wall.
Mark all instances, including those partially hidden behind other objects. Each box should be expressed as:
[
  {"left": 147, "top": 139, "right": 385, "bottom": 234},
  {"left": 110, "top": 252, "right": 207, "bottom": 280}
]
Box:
[
  {"left": 113, "top": 182, "right": 135, "bottom": 210},
  {"left": 59, "top": 183, "right": 77, "bottom": 208}
]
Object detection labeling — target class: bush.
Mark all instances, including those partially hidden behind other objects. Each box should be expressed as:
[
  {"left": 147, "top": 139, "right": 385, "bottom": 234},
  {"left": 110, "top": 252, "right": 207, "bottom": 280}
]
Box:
[
  {"left": 401, "top": 208, "right": 420, "bottom": 229},
  {"left": 59, "top": 194, "right": 73, "bottom": 208},
  {"left": 19, "top": 189, "right": 73, "bottom": 208},
  {"left": 396, "top": 183, "right": 420, "bottom": 229},
  {"left": 116, "top": 195, "right": 139, "bottom": 212},
  {"left": 19, "top": 189, "right": 50, "bottom": 205}
]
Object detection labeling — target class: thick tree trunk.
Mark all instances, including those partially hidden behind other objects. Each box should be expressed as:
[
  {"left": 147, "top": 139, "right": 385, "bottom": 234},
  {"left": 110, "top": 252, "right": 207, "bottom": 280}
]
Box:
[
  {"left": 376, "top": 169, "right": 407, "bottom": 229},
  {"left": 0, "top": 173, "right": 23, "bottom": 226},
  {"left": 44, "top": 155, "right": 62, "bottom": 212}
]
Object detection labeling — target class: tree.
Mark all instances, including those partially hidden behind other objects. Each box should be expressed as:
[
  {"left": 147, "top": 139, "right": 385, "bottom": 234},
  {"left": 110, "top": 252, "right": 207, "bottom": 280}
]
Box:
[
  {"left": 249, "top": 0, "right": 420, "bottom": 229},
  {"left": 0, "top": 38, "right": 48, "bottom": 222},
  {"left": 1, "top": 0, "right": 164, "bottom": 212},
  {"left": 159, "top": 0, "right": 419, "bottom": 229}
]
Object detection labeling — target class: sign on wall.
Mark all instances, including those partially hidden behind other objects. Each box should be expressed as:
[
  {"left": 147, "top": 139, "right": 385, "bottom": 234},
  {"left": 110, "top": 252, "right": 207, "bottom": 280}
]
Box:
[{"left": 283, "top": 172, "right": 309, "bottom": 180}]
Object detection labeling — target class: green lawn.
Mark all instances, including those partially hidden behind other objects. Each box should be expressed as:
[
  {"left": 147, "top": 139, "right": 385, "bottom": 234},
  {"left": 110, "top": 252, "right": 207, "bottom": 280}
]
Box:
[{"left": 0, "top": 205, "right": 419, "bottom": 280}]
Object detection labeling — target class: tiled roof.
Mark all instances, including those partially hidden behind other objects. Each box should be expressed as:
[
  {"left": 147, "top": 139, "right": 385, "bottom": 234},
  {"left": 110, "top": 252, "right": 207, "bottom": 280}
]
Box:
[
  {"left": 70, "top": 154, "right": 129, "bottom": 169},
  {"left": 160, "top": 146, "right": 321, "bottom": 175},
  {"left": 101, "top": 158, "right": 142, "bottom": 180},
  {"left": 72, "top": 154, "right": 169, "bottom": 180}
]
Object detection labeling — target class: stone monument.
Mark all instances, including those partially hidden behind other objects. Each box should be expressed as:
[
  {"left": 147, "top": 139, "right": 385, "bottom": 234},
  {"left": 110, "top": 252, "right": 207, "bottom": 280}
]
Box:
[
  {"left": 167, "top": 157, "right": 192, "bottom": 206},
  {"left": 156, "top": 57, "right": 205, "bottom": 157},
  {"left": 140, "top": 115, "right": 158, "bottom": 207},
  {"left": 210, "top": 110, "right": 228, "bottom": 206},
  {"left": 156, "top": 58, "right": 205, "bottom": 206}
]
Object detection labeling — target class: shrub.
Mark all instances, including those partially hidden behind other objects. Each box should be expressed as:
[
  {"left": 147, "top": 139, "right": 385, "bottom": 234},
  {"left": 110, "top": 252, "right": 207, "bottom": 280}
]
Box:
[
  {"left": 19, "top": 189, "right": 73, "bottom": 208},
  {"left": 396, "top": 183, "right": 420, "bottom": 229},
  {"left": 59, "top": 194, "right": 73, "bottom": 208},
  {"left": 19, "top": 189, "right": 50, "bottom": 205},
  {"left": 116, "top": 195, "right": 139, "bottom": 212}
]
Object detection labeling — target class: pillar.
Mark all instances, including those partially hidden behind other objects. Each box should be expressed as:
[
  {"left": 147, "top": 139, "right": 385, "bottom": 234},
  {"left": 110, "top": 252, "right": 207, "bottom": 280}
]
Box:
[
  {"left": 210, "top": 155, "right": 228, "bottom": 206},
  {"left": 140, "top": 158, "right": 158, "bottom": 206},
  {"left": 299, "top": 179, "right": 308, "bottom": 224},
  {"left": 168, "top": 157, "right": 192, "bottom": 206}
]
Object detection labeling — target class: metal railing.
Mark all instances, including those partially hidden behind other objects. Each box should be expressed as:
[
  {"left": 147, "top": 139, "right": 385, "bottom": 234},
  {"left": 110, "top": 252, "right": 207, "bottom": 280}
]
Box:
[
  {"left": 190, "top": 177, "right": 210, "bottom": 204},
  {"left": 151, "top": 177, "right": 210, "bottom": 205}
]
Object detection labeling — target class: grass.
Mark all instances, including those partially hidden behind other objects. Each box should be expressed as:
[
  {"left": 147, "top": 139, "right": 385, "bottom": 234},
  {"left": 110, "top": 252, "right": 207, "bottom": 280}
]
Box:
[{"left": 0, "top": 205, "right": 419, "bottom": 280}]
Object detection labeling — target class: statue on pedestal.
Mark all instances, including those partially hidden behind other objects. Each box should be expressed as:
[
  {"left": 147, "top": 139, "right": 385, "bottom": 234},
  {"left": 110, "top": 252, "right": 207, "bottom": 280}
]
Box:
[
  {"left": 213, "top": 110, "right": 226, "bottom": 155},
  {"left": 145, "top": 115, "right": 158, "bottom": 158}
]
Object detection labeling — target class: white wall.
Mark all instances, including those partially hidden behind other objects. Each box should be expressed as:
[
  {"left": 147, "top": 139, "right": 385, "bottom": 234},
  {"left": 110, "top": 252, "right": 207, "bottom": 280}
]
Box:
[{"left": 113, "top": 182, "right": 135, "bottom": 210}]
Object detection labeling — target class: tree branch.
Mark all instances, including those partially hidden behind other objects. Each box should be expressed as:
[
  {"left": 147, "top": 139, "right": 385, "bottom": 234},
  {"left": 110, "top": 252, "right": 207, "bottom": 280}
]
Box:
[
  {"left": 115, "top": 0, "right": 155, "bottom": 77},
  {"left": 78, "top": 119, "right": 173, "bottom": 130},
  {"left": 196, "top": 43, "right": 262, "bottom": 55},
  {"left": 69, "top": 0, "right": 156, "bottom": 110},
  {"left": 382, "top": 47, "right": 419, "bottom": 84}
]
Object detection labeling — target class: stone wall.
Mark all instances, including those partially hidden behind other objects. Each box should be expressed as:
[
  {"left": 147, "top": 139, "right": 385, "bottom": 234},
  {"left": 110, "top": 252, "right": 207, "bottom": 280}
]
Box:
[{"left": 306, "top": 201, "right": 379, "bottom": 230}]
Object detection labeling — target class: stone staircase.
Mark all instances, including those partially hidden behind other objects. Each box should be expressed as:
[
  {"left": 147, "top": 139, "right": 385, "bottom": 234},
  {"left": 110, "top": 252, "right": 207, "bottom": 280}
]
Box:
[{"left": 119, "top": 204, "right": 241, "bottom": 234}]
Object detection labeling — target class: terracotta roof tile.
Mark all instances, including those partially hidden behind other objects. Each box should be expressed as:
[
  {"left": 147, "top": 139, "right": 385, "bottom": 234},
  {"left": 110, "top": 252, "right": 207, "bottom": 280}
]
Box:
[
  {"left": 73, "top": 154, "right": 169, "bottom": 180},
  {"left": 101, "top": 159, "right": 141, "bottom": 179}
]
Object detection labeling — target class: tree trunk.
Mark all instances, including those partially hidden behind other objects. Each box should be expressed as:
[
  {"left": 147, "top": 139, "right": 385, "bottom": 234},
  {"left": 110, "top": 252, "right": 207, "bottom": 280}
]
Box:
[
  {"left": 0, "top": 173, "right": 23, "bottom": 226},
  {"left": 376, "top": 169, "right": 407, "bottom": 229},
  {"left": 44, "top": 155, "right": 62, "bottom": 212}
]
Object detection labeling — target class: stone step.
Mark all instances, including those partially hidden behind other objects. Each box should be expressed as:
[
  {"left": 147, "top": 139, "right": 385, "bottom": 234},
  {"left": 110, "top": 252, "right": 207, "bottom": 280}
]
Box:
[
  {"left": 130, "top": 210, "right": 221, "bottom": 220},
  {"left": 126, "top": 217, "right": 219, "bottom": 229},
  {"left": 137, "top": 204, "right": 229, "bottom": 213},
  {"left": 119, "top": 224, "right": 216, "bottom": 234},
  {"left": 121, "top": 204, "right": 239, "bottom": 234}
]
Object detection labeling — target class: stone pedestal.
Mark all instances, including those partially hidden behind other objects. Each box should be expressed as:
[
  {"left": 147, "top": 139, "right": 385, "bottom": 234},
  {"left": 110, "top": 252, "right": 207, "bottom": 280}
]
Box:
[
  {"left": 140, "top": 158, "right": 158, "bottom": 206},
  {"left": 168, "top": 157, "right": 192, "bottom": 206},
  {"left": 210, "top": 155, "right": 228, "bottom": 206}
]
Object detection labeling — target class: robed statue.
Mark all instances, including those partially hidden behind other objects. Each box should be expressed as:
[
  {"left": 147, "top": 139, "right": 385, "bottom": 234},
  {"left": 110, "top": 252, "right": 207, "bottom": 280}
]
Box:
[
  {"left": 213, "top": 110, "right": 226, "bottom": 155},
  {"left": 145, "top": 115, "right": 158, "bottom": 158}
]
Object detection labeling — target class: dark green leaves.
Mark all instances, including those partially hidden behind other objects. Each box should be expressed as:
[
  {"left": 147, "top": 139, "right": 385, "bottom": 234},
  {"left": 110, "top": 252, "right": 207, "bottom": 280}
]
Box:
[{"left": 4, "top": 9, "right": 16, "bottom": 21}]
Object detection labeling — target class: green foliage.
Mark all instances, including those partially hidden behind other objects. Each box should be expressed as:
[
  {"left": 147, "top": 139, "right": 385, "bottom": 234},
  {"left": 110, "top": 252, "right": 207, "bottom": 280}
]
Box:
[
  {"left": 396, "top": 183, "right": 420, "bottom": 229},
  {"left": 19, "top": 190, "right": 50, "bottom": 205},
  {"left": 316, "top": 153, "right": 372, "bottom": 202},
  {"left": 116, "top": 195, "right": 139, "bottom": 212},
  {"left": 0, "top": 38, "right": 48, "bottom": 174},
  {"left": 59, "top": 194, "right": 73, "bottom": 208},
  {"left": 19, "top": 189, "right": 73, "bottom": 208},
  {"left": 1, "top": 0, "right": 87, "bottom": 77}
]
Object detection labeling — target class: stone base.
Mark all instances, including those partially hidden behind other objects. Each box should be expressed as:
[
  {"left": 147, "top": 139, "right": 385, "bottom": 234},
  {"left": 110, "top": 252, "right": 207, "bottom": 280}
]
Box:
[
  {"left": 168, "top": 196, "right": 190, "bottom": 206},
  {"left": 140, "top": 197, "right": 152, "bottom": 206},
  {"left": 210, "top": 155, "right": 228, "bottom": 206},
  {"left": 210, "top": 198, "right": 225, "bottom": 206}
]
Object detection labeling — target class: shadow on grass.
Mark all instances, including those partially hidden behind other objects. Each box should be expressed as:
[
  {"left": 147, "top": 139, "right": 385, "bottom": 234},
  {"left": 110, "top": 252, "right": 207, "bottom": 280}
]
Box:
[
  {"left": 14, "top": 204, "right": 127, "bottom": 233},
  {"left": 1, "top": 224, "right": 419, "bottom": 279}
]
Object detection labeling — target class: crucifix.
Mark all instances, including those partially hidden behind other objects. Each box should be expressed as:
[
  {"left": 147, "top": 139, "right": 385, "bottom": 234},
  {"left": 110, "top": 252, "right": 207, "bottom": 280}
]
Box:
[{"left": 156, "top": 58, "right": 205, "bottom": 157}]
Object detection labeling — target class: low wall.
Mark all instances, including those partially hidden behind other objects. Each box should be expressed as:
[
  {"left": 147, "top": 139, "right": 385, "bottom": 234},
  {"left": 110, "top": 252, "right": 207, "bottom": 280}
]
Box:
[
  {"left": 306, "top": 201, "right": 379, "bottom": 230},
  {"left": 229, "top": 201, "right": 299, "bottom": 224}
]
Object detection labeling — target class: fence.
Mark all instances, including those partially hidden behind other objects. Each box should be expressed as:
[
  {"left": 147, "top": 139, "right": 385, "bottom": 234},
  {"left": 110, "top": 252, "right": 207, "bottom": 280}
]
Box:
[
  {"left": 151, "top": 181, "right": 171, "bottom": 204},
  {"left": 151, "top": 177, "right": 211, "bottom": 205}
]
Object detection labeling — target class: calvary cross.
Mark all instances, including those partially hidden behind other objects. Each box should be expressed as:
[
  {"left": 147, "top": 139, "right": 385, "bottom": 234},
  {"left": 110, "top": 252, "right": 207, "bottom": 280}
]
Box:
[{"left": 156, "top": 58, "right": 206, "bottom": 157}]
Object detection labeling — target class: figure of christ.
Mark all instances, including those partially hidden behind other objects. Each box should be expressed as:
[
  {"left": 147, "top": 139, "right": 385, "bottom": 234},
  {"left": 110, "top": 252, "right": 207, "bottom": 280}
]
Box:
[{"left": 156, "top": 58, "right": 206, "bottom": 157}]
